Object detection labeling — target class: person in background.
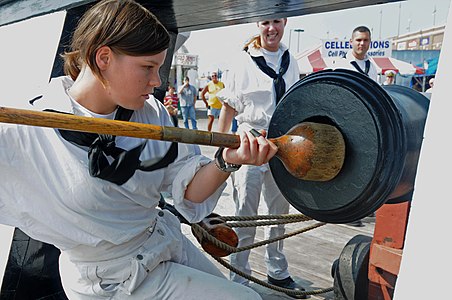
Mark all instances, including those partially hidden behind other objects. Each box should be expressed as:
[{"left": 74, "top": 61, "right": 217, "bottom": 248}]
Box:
[
  {"left": 178, "top": 76, "right": 198, "bottom": 129},
  {"left": 217, "top": 18, "right": 306, "bottom": 298},
  {"left": 201, "top": 71, "right": 225, "bottom": 131},
  {"left": 382, "top": 70, "right": 396, "bottom": 85},
  {"left": 426, "top": 77, "right": 435, "bottom": 93},
  {"left": 164, "top": 85, "right": 179, "bottom": 126},
  {"left": 335, "top": 25, "right": 379, "bottom": 227},
  {"left": 0, "top": 0, "right": 278, "bottom": 298},
  {"left": 335, "top": 25, "right": 379, "bottom": 82},
  {"left": 412, "top": 81, "right": 422, "bottom": 92}
]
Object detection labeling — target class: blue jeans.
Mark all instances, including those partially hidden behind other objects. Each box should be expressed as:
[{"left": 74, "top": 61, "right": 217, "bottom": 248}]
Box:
[
  {"left": 231, "top": 118, "right": 238, "bottom": 133},
  {"left": 180, "top": 105, "right": 197, "bottom": 129}
]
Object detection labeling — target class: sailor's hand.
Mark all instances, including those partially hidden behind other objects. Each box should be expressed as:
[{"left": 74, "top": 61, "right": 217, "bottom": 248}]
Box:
[{"left": 223, "top": 129, "right": 277, "bottom": 166}]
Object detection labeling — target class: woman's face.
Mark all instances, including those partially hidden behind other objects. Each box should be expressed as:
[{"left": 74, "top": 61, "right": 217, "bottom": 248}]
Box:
[
  {"left": 103, "top": 49, "right": 167, "bottom": 111},
  {"left": 258, "top": 19, "right": 287, "bottom": 52}
]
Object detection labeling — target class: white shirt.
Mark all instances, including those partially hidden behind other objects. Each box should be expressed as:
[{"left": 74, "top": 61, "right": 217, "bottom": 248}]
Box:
[
  {"left": 217, "top": 42, "right": 300, "bottom": 133},
  {"left": 0, "top": 76, "right": 224, "bottom": 251},
  {"left": 334, "top": 51, "right": 379, "bottom": 82}
]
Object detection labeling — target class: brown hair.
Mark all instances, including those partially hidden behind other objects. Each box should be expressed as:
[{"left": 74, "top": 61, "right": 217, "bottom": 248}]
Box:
[{"left": 63, "top": 0, "right": 170, "bottom": 86}]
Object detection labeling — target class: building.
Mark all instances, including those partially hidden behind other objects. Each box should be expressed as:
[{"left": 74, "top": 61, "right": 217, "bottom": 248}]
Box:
[
  {"left": 390, "top": 25, "right": 444, "bottom": 89},
  {"left": 392, "top": 24, "right": 445, "bottom": 51}
]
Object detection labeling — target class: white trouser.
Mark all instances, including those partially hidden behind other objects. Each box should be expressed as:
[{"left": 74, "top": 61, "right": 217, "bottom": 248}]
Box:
[
  {"left": 229, "top": 164, "right": 290, "bottom": 284},
  {"left": 60, "top": 211, "right": 261, "bottom": 299}
]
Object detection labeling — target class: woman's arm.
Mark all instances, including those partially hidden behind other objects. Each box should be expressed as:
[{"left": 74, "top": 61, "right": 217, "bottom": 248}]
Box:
[
  {"left": 184, "top": 131, "right": 277, "bottom": 203},
  {"left": 184, "top": 161, "right": 230, "bottom": 203}
]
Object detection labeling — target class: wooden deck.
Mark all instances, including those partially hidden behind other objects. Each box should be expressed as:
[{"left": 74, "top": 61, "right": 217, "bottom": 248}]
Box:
[{"left": 177, "top": 144, "right": 375, "bottom": 300}]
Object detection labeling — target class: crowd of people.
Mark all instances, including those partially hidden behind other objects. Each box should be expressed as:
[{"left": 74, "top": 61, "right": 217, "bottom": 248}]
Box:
[{"left": 164, "top": 72, "right": 237, "bottom": 133}]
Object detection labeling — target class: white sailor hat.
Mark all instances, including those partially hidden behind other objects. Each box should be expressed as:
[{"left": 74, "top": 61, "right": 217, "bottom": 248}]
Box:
[{"left": 384, "top": 70, "right": 396, "bottom": 77}]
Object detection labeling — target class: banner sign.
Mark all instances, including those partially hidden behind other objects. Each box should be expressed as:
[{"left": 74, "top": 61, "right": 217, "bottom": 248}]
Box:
[
  {"left": 174, "top": 53, "right": 198, "bottom": 67},
  {"left": 321, "top": 39, "right": 392, "bottom": 58}
]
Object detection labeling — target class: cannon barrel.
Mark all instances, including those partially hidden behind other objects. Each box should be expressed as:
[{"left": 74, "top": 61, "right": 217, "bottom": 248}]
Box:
[{"left": 268, "top": 69, "right": 429, "bottom": 223}]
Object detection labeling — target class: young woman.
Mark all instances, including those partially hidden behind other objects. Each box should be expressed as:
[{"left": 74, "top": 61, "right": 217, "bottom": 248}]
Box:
[
  {"left": 0, "top": 0, "right": 277, "bottom": 298},
  {"left": 217, "top": 19, "right": 306, "bottom": 297}
]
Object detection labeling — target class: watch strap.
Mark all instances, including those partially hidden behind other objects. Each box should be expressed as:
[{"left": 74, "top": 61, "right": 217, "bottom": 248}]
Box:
[{"left": 214, "top": 147, "right": 242, "bottom": 172}]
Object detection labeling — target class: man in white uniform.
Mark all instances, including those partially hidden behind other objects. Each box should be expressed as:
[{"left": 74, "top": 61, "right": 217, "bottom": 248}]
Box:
[
  {"left": 335, "top": 25, "right": 379, "bottom": 227},
  {"left": 335, "top": 25, "right": 379, "bottom": 82}
]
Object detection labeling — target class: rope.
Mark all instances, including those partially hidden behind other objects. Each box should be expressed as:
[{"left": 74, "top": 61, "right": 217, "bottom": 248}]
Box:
[
  {"left": 226, "top": 214, "right": 312, "bottom": 228},
  {"left": 220, "top": 213, "right": 312, "bottom": 222},
  {"left": 213, "top": 256, "right": 334, "bottom": 298},
  {"left": 190, "top": 213, "right": 334, "bottom": 297},
  {"left": 192, "top": 220, "right": 326, "bottom": 254}
]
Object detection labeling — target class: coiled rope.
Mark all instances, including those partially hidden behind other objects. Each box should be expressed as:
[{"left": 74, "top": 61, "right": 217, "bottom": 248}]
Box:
[{"left": 191, "top": 213, "right": 334, "bottom": 297}]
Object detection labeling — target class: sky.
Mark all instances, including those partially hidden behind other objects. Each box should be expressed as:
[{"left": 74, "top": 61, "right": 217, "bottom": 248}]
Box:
[{"left": 183, "top": 0, "right": 451, "bottom": 76}]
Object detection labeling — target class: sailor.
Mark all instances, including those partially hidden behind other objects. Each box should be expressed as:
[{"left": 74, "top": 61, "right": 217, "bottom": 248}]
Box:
[
  {"left": 0, "top": 0, "right": 277, "bottom": 298},
  {"left": 383, "top": 70, "right": 396, "bottom": 85},
  {"left": 334, "top": 25, "right": 379, "bottom": 82},
  {"left": 216, "top": 18, "right": 307, "bottom": 298}
]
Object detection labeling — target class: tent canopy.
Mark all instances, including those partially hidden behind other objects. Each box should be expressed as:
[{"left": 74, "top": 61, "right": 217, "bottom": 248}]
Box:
[
  {"left": 296, "top": 46, "right": 335, "bottom": 74},
  {"left": 373, "top": 57, "right": 424, "bottom": 76},
  {"left": 296, "top": 46, "right": 422, "bottom": 76},
  {"left": 415, "top": 56, "right": 438, "bottom": 76}
]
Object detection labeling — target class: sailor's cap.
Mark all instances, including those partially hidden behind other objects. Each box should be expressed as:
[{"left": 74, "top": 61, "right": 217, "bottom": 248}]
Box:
[{"left": 384, "top": 70, "right": 396, "bottom": 77}]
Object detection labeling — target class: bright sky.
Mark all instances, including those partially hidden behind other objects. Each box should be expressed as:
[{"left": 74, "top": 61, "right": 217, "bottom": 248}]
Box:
[{"left": 184, "top": 0, "right": 451, "bottom": 75}]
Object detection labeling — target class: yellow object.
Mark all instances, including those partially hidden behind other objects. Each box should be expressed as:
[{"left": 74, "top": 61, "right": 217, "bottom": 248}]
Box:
[{"left": 206, "top": 81, "right": 225, "bottom": 109}]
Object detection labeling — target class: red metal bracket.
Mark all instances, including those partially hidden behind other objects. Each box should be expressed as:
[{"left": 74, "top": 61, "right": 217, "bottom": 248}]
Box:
[{"left": 368, "top": 201, "right": 411, "bottom": 300}]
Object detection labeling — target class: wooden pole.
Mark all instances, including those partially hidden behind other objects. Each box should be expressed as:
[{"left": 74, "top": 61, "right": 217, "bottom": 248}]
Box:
[
  {"left": 0, "top": 106, "right": 345, "bottom": 181},
  {"left": 0, "top": 106, "right": 240, "bottom": 148}
]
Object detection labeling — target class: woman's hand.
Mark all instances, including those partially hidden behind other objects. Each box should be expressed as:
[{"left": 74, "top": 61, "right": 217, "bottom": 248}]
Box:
[
  {"left": 222, "top": 130, "right": 278, "bottom": 166},
  {"left": 186, "top": 129, "right": 277, "bottom": 203}
]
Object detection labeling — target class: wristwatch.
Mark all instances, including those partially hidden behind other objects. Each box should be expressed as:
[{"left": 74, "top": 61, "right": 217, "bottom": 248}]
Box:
[{"left": 214, "top": 147, "right": 241, "bottom": 172}]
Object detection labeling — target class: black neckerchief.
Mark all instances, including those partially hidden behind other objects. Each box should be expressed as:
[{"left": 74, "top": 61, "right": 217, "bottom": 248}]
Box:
[
  {"left": 45, "top": 106, "right": 178, "bottom": 185},
  {"left": 246, "top": 47, "right": 290, "bottom": 104},
  {"left": 350, "top": 60, "right": 371, "bottom": 76}
]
